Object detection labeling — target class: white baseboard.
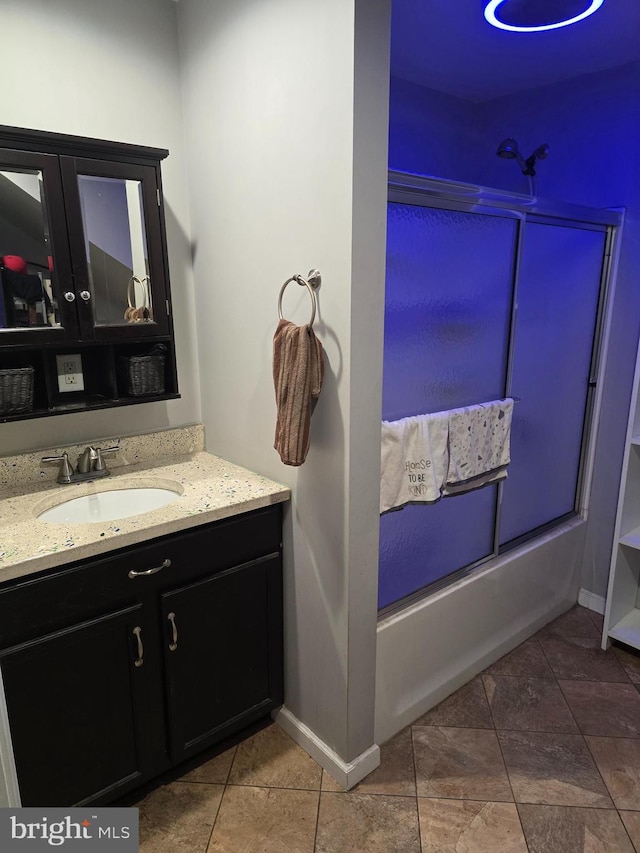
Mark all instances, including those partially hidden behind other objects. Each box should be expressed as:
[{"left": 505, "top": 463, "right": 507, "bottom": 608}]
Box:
[
  {"left": 578, "top": 588, "right": 606, "bottom": 615},
  {"left": 273, "top": 706, "right": 380, "bottom": 791}
]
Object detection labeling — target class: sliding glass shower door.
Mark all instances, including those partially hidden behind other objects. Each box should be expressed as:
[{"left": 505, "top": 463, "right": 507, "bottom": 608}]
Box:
[
  {"left": 379, "top": 194, "right": 610, "bottom": 612},
  {"left": 379, "top": 203, "right": 518, "bottom": 608},
  {"left": 499, "top": 222, "right": 606, "bottom": 544}
]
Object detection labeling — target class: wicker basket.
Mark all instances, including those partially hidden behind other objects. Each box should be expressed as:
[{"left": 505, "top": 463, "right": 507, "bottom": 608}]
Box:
[
  {"left": 118, "top": 353, "right": 165, "bottom": 397},
  {"left": 0, "top": 367, "right": 34, "bottom": 414}
]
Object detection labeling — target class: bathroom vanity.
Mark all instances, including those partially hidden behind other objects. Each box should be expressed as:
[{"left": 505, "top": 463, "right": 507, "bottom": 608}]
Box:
[{"left": 0, "top": 429, "right": 289, "bottom": 807}]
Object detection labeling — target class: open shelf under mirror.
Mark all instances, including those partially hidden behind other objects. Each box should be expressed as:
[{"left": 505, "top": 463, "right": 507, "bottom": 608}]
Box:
[{"left": 0, "top": 339, "right": 178, "bottom": 423}]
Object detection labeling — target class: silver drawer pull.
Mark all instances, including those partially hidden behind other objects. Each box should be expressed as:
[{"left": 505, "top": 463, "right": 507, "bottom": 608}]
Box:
[
  {"left": 128, "top": 558, "right": 171, "bottom": 579},
  {"left": 168, "top": 612, "right": 178, "bottom": 651},
  {"left": 133, "top": 626, "right": 144, "bottom": 667}
]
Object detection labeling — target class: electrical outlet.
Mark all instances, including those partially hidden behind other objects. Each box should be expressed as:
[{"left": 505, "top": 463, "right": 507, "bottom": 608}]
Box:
[{"left": 56, "top": 353, "right": 85, "bottom": 393}]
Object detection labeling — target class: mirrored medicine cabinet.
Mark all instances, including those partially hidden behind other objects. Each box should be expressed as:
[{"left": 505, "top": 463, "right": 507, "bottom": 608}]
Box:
[{"left": 0, "top": 125, "right": 178, "bottom": 422}]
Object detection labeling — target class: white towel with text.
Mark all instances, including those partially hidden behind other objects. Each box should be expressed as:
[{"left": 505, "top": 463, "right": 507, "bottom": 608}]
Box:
[{"left": 380, "top": 412, "right": 449, "bottom": 514}]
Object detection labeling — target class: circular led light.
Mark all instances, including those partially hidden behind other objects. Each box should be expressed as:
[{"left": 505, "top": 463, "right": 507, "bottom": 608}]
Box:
[{"left": 484, "top": 0, "right": 605, "bottom": 32}]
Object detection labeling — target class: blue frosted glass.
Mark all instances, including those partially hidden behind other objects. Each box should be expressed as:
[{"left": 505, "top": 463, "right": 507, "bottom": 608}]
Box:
[
  {"left": 379, "top": 203, "right": 517, "bottom": 608},
  {"left": 499, "top": 223, "right": 606, "bottom": 545},
  {"left": 379, "top": 487, "right": 498, "bottom": 609},
  {"left": 383, "top": 203, "right": 517, "bottom": 420}
]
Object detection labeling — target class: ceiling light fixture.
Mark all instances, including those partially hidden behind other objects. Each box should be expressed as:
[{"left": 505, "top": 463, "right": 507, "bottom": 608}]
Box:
[{"left": 484, "top": 0, "right": 606, "bottom": 32}]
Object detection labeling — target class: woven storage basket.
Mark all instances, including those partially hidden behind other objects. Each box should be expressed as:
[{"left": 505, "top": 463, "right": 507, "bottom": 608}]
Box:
[
  {"left": 118, "top": 353, "right": 165, "bottom": 396},
  {"left": 0, "top": 366, "right": 34, "bottom": 414}
]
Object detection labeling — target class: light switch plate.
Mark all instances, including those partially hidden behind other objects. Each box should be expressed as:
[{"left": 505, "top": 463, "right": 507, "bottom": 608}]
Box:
[{"left": 56, "top": 353, "right": 85, "bottom": 393}]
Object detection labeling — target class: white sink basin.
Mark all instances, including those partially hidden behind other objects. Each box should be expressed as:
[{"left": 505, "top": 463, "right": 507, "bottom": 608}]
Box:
[{"left": 38, "top": 487, "right": 181, "bottom": 524}]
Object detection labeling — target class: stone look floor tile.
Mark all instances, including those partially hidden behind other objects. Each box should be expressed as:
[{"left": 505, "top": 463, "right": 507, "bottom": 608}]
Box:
[
  {"left": 614, "top": 644, "right": 640, "bottom": 684},
  {"left": 483, "top": 674, "right": 578, "bottom": 733},
  {"left": 207, "top": 785, "right": 319, "bottom": 853},
  {"left": 136, "top": 781, "right": 224, "bottom": 853},
  {"left": 321, "top": 771, "right": 345, "bottom": 793},
  {"left": 588, "top": 610, "right": 605, "bottom": 632},
  {"left": 132, "top": 604, "right": 640, "bottom": 852},
  {"left": 321, "top": 728, "right": 416, "bottom": 797},
  {"left": 559, "top": 680, "right": 640, "bottom": 737},
  {"left": 180, "top": 747, "right": 237, "bottom": 785},
  {"left": 540, "top": 636, "right": 630, "bottom": 682},
  {"left": 517, "top": 803, "right": 635, "bottom": 853},
  {"left": 619, "top": 811, "right": 640, "bottom": 852},
  {"left": 485, "top": 638, "right": 554, "bottom": 678},
  {"left": 586, "top": 737, "right": 640, "bottom": 810},
  {"left": 412, "top": 676, "right": 494, "bottom": 728},
  {"left": 540, "top": 606, "right": 603, "bottom": 639},
  {"left": 228, "top": 724, "right": 323, "bottom": 790},
  {"left": 412, "top": 725, "right": 512, "bottom": 801},
  {"left": 315, "top": 791, "right": 421, "bottom": 853},
  {"left": 418, "top": 799, "right": 528, "bottom": 853},
  {"left": 498, "top": 730, "right": 612, "bottom": 808}
]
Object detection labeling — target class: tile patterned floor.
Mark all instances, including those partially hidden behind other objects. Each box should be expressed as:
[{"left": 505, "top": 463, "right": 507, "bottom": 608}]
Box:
[{"left": 133, "top": 606, "right": 640, "bottom": 852}]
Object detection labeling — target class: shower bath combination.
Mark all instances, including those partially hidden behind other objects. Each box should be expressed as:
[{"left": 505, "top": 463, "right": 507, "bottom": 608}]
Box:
[{"left": 497, "top": 137, "right": 549, "bottom": 195}]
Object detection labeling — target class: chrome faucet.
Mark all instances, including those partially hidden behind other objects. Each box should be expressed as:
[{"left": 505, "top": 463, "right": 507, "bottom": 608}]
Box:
[{"left": 41, "top": 446, "right": 119, "bottom": 484}]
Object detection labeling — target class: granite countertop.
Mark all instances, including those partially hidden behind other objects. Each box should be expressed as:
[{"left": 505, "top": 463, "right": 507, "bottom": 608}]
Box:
[{"left": 0, "top": 446, "right": 290, "bottom": 583}]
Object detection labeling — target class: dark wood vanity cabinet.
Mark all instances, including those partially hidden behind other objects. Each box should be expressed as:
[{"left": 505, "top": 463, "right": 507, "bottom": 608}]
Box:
[
  {"left": 0, "top": 125, "right": 179, "bottom": 421},
  {"left": 0, "top": 505, "right": 284, "bottom": 807}
]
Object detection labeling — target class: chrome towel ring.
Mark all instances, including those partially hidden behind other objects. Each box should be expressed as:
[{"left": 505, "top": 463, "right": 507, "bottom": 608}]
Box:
[{"left": 278, "top": 269, "right": 321, "bottom": 327}]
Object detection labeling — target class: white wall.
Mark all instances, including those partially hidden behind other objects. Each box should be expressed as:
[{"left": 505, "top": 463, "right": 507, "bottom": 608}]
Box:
[
  {"left": 388, "top": 76, "right": 481, "bottom": 182},
  {"left": 177, "top": 0, "right": 390, "bottom": 772},
  {"left": 0, "top": 0, "right": 200, "bottom": 455}
]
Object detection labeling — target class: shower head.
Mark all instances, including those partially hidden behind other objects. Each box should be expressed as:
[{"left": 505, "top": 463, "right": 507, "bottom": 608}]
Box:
[
  {"left": 531, "top": 143, "right": 550, "bottom": 161},
  {"left": 524, "top": 143, "right": 550, "bottom": 176},
  {"left": 496, "top": 138, "right": 521, "bottom": 160},
  {"left": 497, "top": 137, "right": 527, "bottom": 173},
  {"left": 496, "top": 138, "right": 550, "bottom": 177}
]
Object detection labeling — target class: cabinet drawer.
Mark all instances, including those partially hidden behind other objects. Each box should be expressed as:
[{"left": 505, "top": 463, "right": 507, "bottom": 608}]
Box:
[{"left": 0, "top": 504, "right": 282, "bottom": 647}]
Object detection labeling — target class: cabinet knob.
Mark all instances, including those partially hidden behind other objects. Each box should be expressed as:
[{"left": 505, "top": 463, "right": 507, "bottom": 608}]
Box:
[
  {"left": 168, "top": 612, "right": 178, "bottom": 651},
  {"left": 132, "top": 626, "right": 144, "bottom": 668},
  {"left": 79, "top": 290, "right": 91, "bottom": 302},
  {"left": 63, "top": 291, "right": 76, "bottom": 302}
]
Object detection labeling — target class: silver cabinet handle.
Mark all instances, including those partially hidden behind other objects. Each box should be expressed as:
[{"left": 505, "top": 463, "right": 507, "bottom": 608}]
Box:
[
  {"left": 128, "top": 558, "right": 171, "bottom": 579},
  {"left": 63, "top": 291, "right": 75, "bottom": 302},
  {"left": 168, "top": 612, "right": 178, "bottom": 651},
  {"left": 133, "top": 626, "right": 144, "bottom": 667},
  {"left": 79, "top": 290, "right": 91, "bottom": 301}
]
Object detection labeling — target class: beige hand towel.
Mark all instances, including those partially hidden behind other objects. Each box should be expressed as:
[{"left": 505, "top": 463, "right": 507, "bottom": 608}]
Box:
[
  {"left": 273, "top": 319, "right": 324, "bottom": 466},
  {"left": 443, "top": 398, "right": 513, "bottom": 495}
]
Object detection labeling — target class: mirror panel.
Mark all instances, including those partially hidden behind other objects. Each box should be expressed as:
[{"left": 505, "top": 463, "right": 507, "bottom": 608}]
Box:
[
  {"left": 0, "top": 168, "right": 61, "bottom": 331},
  {"left": 77, "top": 175, "right": 155, "bottom": 327}
]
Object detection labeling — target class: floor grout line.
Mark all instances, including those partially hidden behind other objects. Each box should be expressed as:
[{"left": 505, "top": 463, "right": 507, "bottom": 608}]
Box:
[
  {"left": 409, "top": 728, "right": 423, "bottom": 852},
  {"left": 311, "top": 780, "right": 322, "bottom": 853}
]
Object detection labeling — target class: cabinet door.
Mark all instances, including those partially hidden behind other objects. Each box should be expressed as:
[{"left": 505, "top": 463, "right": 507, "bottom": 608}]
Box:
[
  {"left": 0, "top": 148, "right": 77, "bottom": 345},
  {"left": 0, "top": 604, "right": 155, "bottom": 806},
  {"left": 161, "top": 554, "right": 283, "bottom": 763},
  {"left": 60, "top": 157, "right": 171, "bottom": 340}
]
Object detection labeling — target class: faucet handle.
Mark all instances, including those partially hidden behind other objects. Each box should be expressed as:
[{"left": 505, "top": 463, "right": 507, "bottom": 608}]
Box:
[
  {"left": 41, "top": 452, "right": 74, "bottom": 484},
  {"left": 76, "top": 446, "right": 97, "bottom": 474},
  {"left": 94, "top": 445, "right": 119, "bottom": 472}
]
